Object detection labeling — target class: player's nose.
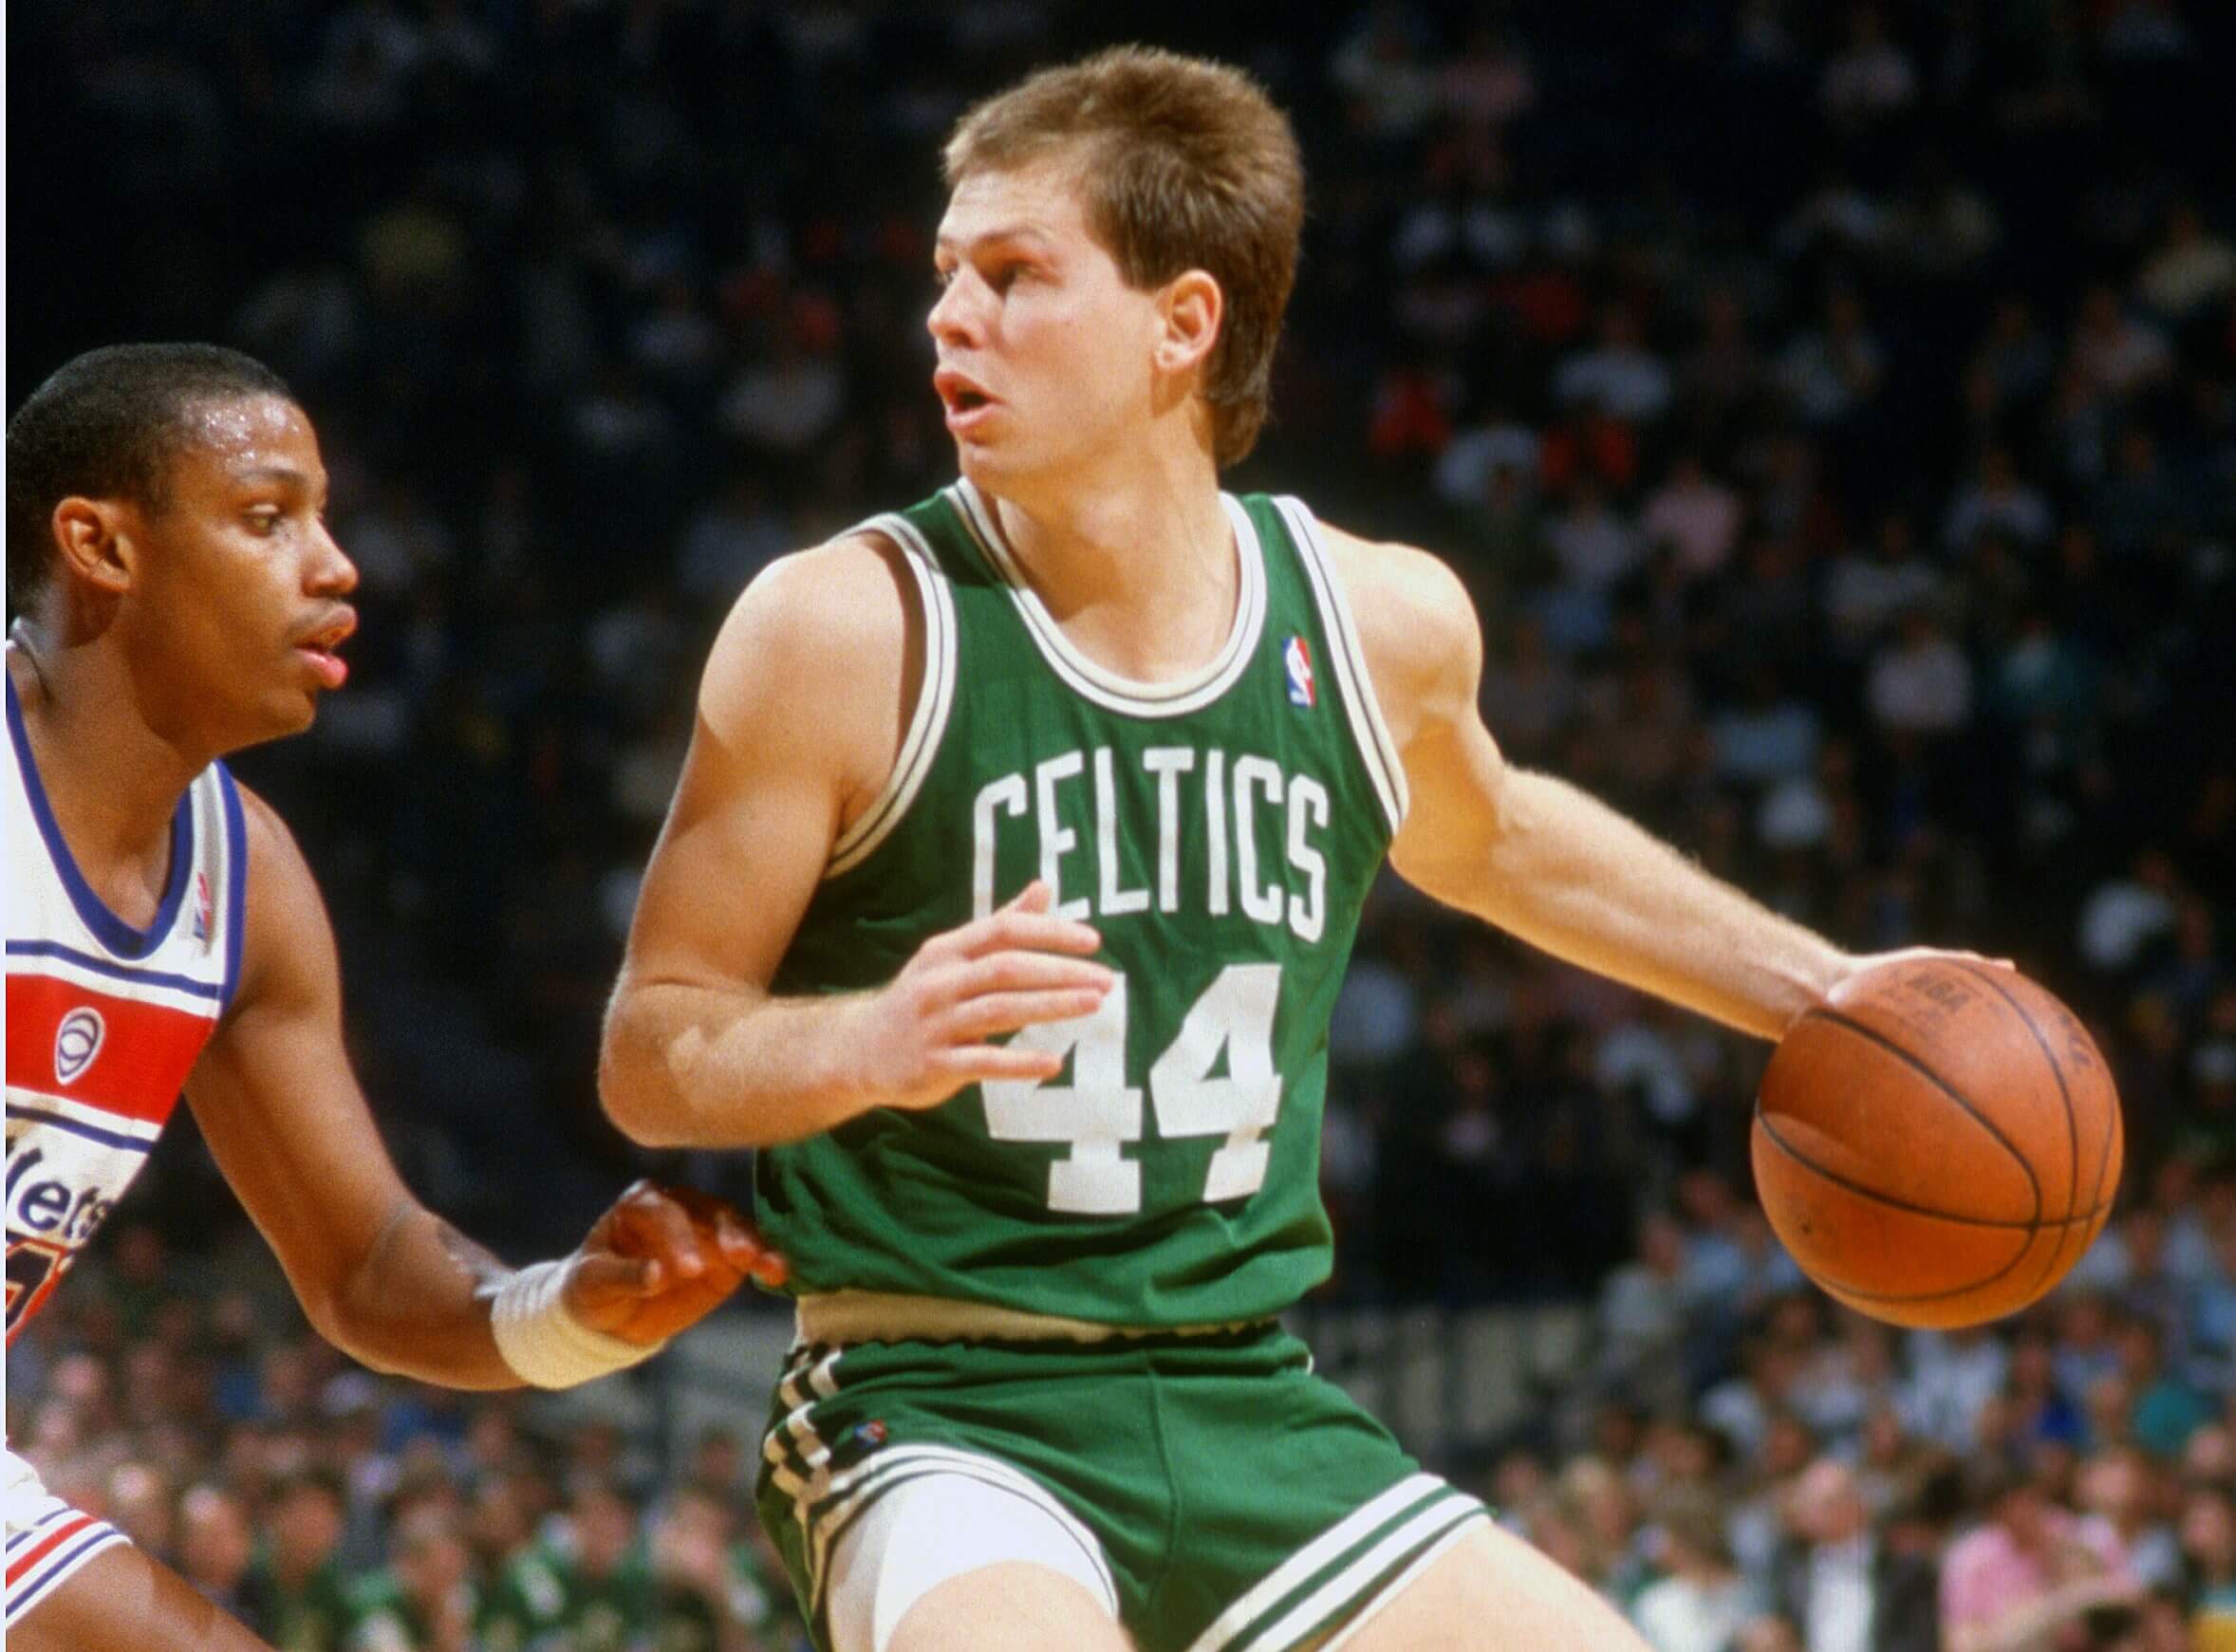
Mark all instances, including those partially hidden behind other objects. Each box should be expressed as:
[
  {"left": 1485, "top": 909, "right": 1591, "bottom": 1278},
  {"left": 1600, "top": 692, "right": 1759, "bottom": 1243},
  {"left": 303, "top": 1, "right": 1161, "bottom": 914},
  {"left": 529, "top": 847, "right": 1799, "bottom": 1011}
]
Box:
[
  {"left": 926, "top": 273, "right": 984, "bottom": 347},
  {"left": 307, "top": 517, "right": 360, "bottom": 597}
]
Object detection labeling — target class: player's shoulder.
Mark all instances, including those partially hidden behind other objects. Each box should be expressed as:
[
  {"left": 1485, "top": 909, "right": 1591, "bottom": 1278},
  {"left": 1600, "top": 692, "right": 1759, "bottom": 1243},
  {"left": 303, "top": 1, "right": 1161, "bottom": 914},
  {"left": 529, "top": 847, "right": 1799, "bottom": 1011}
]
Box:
[
  {"left": 223, "top": 778, "right": 339, "bottom": 1012},
  {"left": 697, "top": 527, "right": 919, "bottom": 749},
  {"left": 1306, "top": 517, "right": 1483, "bottom": 719},
  {"left": 231, "top": 778, "right": 315, "bottom": 894}
]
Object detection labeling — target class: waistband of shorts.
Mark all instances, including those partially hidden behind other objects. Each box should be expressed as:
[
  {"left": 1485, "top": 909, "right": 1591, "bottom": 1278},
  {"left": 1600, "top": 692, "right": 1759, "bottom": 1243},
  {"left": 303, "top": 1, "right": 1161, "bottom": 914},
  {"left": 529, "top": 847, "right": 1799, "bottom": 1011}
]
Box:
[{"left": 792, "top": 1290, "right": 1274, "bottom": 1348}]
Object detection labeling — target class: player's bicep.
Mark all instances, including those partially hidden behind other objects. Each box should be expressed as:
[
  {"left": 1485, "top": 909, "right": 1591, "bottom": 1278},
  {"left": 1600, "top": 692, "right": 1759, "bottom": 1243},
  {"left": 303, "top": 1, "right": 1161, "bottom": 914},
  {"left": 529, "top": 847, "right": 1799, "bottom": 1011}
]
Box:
[
  {"left": 1315, "top": 524, "right": 1514, "bottom": 914},
  {"left": 617, "top": 547, "right": 895, "bottom": 996},
  {"left": 619, "top": 705, "right": 840, "bottom": 997},
  {"left": 1387, "top": 703, "right": 1511, "bottom": 914},
  {"left": 186, "top": 794, "right": 411, "bottom": 1330}
]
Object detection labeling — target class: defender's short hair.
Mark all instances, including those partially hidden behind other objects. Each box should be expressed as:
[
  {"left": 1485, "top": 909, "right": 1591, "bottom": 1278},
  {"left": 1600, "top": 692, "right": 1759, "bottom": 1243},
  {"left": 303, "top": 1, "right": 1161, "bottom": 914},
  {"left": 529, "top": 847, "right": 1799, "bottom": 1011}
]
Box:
[
  {"left": 7, "top": 343, "right": 294, "bottom": 613},
  {"left": 944, "top": 46, "right": 1304, "bottom": 469}
]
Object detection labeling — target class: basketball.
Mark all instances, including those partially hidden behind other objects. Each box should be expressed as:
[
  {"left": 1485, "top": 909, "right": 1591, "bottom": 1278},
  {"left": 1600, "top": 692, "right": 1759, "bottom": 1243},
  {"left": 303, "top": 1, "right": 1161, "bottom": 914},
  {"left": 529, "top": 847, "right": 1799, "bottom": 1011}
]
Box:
[{"left": 1752, "top": 957, "right": 2124, "bottom": 1330}]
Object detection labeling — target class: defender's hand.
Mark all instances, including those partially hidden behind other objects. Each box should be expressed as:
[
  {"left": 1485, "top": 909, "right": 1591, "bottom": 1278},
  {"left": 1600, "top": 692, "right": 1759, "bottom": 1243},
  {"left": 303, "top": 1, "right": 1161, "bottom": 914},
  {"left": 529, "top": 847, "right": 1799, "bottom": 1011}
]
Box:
[
  {"left": 563, "top": 1180, "right": 787, "bottom": 1346},
  {"left": 851, "top": 881, "right": 1113, "bottom": 1112}
]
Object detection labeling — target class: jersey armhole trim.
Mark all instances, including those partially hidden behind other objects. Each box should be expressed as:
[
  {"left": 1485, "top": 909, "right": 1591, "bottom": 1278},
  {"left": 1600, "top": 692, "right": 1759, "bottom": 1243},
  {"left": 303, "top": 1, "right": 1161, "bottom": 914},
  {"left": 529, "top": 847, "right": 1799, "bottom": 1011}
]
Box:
[
  {"left": 214, "top": 762, "right": 250, "bottom": 1014},
  {"left": 1272, "top": 497, "right": 1409, "bottom": 837},
  {"left": 825, "top": 515, "right": 959, "bottom": 879}
]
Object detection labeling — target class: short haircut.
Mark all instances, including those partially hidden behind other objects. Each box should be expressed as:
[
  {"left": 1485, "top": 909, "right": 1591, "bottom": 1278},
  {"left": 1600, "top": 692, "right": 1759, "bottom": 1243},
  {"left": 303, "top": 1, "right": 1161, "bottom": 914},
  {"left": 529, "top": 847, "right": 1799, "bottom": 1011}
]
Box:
[
  {"left": 6, "top": 343, "right": 294, "bottom": 614},
  {"left": 944, "top": 46, "right": 1304, "bottom": 469}
]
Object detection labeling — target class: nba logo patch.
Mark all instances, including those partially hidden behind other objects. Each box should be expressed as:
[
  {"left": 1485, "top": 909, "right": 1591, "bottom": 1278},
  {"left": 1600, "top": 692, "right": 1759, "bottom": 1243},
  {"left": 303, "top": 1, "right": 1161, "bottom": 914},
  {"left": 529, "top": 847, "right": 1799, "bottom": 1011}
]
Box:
[
  {"left": 1283, "top": 636, "right": 1316, "bottom": 708},
  {"left": 56, "top": 1007, "right": 104, "bottom": 1086},
  {"left": 192, "top": 871, "right": 213, "bottom": 947}
]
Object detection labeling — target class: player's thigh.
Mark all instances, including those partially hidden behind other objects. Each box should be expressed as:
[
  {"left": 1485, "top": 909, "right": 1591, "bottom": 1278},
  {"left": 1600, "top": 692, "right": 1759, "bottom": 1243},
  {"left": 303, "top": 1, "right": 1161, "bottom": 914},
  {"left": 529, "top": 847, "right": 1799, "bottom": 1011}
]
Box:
[
  {"left": 892, "top": 1561, "right": 1133, "bottom": 1652},
  {"left": 1320, "top": 1521, "right": 1649, "bottom": 1652},
  {"left": 8, "top": 1542, "right": 275, "bottom": 1652},
  {"left": 826, "top": 1465, "right": 1127, "bottom": 1652}
]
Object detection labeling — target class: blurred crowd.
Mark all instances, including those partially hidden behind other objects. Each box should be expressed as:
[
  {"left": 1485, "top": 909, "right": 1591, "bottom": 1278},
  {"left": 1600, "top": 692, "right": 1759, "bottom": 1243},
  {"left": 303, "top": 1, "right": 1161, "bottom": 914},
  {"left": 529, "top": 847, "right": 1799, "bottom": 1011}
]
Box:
[{"left": 8, "top": 0, "right": 2235, "bottom": 1646}]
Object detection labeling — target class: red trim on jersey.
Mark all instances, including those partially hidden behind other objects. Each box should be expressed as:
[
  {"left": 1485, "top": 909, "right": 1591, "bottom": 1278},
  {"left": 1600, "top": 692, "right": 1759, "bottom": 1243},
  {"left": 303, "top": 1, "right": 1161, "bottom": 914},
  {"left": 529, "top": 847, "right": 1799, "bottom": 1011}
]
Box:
[
  {"left": 3, "top": 974, "right": 212, "bottom": 1124},
  {"left": 5, "top": 1515, "right": 97, "bottom": 1588}
]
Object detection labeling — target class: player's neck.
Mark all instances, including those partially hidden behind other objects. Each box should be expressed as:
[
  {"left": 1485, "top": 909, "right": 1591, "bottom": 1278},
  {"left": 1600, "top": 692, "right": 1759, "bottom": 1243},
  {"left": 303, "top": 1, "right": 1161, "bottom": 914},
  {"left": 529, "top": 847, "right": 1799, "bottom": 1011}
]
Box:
[
  {"left": 980, "top": 439, "right": 1238, "bottom": 683},
  {"left": 7, "top": 629, "right": 209, "bottom": 918}
]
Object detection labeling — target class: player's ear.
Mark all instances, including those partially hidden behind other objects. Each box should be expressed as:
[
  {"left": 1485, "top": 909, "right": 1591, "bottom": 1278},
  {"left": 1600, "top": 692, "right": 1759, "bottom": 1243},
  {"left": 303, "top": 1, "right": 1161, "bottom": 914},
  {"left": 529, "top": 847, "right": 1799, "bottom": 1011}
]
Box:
[
  {"left": 1154, "top": 269, "right": 1223, "bottom": 380},
  {"left": 49, "top": 497, "right": 137, "bottom": 598}
]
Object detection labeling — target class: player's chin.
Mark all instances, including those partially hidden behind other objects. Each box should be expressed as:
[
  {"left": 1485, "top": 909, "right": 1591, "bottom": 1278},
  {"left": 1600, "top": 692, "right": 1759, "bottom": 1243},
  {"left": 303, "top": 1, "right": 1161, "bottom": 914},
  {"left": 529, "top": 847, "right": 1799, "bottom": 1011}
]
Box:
[{"left": 250, "top": 680, "right": 324, "bottom": 743}]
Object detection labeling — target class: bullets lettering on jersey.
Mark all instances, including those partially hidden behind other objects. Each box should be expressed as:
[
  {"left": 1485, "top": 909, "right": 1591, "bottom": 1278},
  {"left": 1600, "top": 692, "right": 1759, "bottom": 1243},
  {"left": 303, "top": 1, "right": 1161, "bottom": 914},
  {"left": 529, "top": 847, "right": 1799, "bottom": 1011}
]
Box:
[
  {"left": 970, "top": 746, "right": 1332, "bottom": 943},
  {"left": 4, "top": 1148, "right": 117, "bottom": 1243}
]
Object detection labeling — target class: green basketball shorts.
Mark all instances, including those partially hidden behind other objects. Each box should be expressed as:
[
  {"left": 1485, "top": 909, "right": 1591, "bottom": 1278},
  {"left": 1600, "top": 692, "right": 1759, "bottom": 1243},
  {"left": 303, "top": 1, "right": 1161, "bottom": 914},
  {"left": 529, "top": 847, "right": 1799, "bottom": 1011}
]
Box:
[{"left": 755, "top": 1322, "right": 1487, "bottom": 1652}]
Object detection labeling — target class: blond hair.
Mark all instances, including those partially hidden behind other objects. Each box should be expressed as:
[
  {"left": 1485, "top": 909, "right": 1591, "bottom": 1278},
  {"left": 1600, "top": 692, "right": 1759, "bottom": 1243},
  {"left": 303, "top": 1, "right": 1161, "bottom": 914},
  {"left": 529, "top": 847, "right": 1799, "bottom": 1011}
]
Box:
[{"left": 944, "top": 46, "right": 1304, "bottom": 468}]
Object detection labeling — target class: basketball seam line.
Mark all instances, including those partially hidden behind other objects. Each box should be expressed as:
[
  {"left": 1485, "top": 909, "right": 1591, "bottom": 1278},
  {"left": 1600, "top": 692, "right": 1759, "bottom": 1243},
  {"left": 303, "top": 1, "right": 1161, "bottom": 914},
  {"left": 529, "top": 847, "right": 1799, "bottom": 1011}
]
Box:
[
  {"left": 1947, "top": 961, "right": 2103, "bottom": 1309},
  {"left": 1753, "top": 1107, "right": 2114, "bottom": 1231},
  {"left": 1801, "top": 1008, "right": 2042, "bottom": 1224}
]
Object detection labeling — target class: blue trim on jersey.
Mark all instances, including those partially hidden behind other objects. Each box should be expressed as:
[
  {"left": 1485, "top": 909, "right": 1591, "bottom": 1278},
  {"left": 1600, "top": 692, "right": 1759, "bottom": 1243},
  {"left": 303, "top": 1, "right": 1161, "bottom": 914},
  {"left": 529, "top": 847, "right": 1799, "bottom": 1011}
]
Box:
[
  {"left": 214, "top": 761, "right": 248, "bottom": 1015},
  {"left": 6, "top": 675, "right": 195, "bottom": 961},
  {"left": 3, "top": 1105, "right": 154, "bottom": 1155},
  {"left": 3, "top": 940, "right": 225, "bottom": 1001}
]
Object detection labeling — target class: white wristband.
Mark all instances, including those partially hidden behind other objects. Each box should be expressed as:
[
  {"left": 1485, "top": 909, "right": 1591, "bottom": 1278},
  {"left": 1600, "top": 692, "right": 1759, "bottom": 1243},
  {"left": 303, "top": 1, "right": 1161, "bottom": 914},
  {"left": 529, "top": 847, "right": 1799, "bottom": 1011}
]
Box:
[{"left": 490, "top": 1258, "right": 664, "bottom": 1389}]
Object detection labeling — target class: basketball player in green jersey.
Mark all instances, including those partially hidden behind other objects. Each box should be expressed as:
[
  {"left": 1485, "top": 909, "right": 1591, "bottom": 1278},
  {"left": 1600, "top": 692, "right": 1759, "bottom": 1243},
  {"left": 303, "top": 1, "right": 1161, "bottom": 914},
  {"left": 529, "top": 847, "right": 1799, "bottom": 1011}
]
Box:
[{"left": 601, "top": 46, "right": 1968, "bottom": 1652}]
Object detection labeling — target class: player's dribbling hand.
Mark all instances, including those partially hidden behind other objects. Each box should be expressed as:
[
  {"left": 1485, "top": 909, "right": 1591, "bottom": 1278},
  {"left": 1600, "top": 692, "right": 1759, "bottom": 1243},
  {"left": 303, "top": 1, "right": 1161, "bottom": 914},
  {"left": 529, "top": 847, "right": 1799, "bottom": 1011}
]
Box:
[
  {"left": 563, "top": 1179, "right": 788, "bottom": 1345},
  {"left": 851, "top": 879, "right": 1113, "bottom": 1112},
  {"left": 1819, "top": 946, "right": 2018, "bottom": 1012}
]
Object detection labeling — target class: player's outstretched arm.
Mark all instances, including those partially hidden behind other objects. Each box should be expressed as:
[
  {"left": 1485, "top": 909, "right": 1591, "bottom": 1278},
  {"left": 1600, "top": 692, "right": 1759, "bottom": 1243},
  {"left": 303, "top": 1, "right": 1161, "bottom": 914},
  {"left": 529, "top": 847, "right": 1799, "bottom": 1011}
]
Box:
[
  {"left": 186, "top": 789, "right": 778, "bottom": 1389},
  {"left": 1321, "top": 522, "right": 1857, "bottom": 1041},
  {"left": 600, "top": 535, "right": 1115, "bottom": 1149}
]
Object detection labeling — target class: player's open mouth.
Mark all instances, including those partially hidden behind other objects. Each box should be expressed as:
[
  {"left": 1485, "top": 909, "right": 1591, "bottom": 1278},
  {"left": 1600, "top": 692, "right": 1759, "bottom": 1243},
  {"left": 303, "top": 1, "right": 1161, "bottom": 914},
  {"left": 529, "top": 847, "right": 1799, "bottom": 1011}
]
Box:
[
  {"left": 294, "top": 611, "right": 356, "bottom": 690},
  {"left": 935, "top": 368, "right": 998, "bottom": 433}
]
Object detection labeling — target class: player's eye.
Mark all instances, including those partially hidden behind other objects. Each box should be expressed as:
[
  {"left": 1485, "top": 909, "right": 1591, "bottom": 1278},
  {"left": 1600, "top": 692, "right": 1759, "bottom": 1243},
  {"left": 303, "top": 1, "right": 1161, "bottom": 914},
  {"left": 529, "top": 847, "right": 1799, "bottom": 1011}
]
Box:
[{"left": 244, "top": 509, "right": 283, "bottom": 533}]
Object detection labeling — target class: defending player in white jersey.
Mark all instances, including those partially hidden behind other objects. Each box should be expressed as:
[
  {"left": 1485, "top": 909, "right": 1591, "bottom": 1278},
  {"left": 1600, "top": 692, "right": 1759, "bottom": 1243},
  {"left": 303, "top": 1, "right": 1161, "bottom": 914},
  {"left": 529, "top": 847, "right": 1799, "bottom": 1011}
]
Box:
[{"left": 3, "top": 343, "right": 786, "bottom": 1650}]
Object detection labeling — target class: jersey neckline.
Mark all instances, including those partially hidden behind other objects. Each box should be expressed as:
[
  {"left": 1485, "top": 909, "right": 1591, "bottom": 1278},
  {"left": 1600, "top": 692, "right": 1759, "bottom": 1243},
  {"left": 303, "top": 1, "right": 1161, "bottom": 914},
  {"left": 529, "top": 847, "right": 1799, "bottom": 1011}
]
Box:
[
  {"left": 5, "top": 663, "right": 196, "bottom": 960},
  {"left": 947, "top": 478, "right": 1269, "bottom": 720}
]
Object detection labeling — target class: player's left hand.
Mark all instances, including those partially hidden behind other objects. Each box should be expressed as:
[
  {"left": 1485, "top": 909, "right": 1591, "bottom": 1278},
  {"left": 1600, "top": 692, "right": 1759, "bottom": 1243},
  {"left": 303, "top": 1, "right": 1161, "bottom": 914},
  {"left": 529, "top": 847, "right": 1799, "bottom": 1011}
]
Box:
[{"left": 562, "top": 1180, "right": 788, "bottom": 1346}]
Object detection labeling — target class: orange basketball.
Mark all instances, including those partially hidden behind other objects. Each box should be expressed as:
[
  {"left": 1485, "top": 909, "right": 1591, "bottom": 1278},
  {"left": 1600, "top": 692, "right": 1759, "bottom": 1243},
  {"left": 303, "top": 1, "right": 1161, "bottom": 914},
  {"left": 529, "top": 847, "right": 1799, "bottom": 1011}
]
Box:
[{"left": 1752, "top": 957, "right": 2123, "bottom": 1329}]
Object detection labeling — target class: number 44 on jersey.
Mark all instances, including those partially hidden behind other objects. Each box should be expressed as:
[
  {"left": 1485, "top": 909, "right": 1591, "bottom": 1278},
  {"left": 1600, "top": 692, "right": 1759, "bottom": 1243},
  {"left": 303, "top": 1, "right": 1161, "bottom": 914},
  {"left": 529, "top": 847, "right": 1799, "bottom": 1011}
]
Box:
[{"left": 982, "top": 965, "right": 1281, "bottom": 1216}]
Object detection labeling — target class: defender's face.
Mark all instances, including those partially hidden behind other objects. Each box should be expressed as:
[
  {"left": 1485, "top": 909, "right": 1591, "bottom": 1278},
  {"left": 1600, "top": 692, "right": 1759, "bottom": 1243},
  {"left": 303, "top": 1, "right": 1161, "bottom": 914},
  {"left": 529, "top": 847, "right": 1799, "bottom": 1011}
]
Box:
[
  {"left": 123, "top": 395, "right": 358, "bottom": 750},
  {"left": 928, "top": 158, "right": 1166, "bottom": 492}
]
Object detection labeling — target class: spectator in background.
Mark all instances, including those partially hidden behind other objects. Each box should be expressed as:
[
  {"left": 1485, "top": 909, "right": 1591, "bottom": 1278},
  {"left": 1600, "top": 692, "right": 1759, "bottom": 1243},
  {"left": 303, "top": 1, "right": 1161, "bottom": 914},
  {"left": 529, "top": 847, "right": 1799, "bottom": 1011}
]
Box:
[
  {"left": 1556, "top": 305, "right": 1673, "bottom": 424},
  {"left": 1944, "top": 447, "right": 2055, "bottom": 553},
  {"left": 242, "top": 1469, "right": 355, "bottom": 1650},
  {"left": 1820, "top": 5, "right": 1917, "bottom": 128},
  {"left": 1779, "top": 287, "right": 1885, "bottom": 428},
  {"left": 2115, "top": 1314, "right": 2213, "bottom": 1459},
  {"left": 1641, "top": 455, "right": 1743, "bottom": 584},
  {"left": 1775, "top": 1457, "right": 1942, "bottom": 1652},
  {"left": 2134, "top": 202, "right": 2236, "bottom": 323},
  {"left": 2181, "top": 1486, "right": 2236, "bottom": 1649},
  {"left": 1867, "top": 606, "right": 1974, "bottom": 738},
  {"left": 2069, "top": 285, "right": 2172, "bottom": 403},
  {"left": 342, "top": 1504, "right": 478, "bottom": 1652},
  {"left": 2076, "top": 1446, "right": 2183, "bottom": 1593},
  {"left": 1598, "top": 1213, "right": 1697, "bottom": 1415},
  {"left": 1939, "top": 1459, "right": 2141, "bottom": 1652},
  {"left": 178, "top": 1481, "right": 258, "bottom": 1622},
  {"left": 1632, "top": 1488, "right": 1763, "bottom": 1652}
]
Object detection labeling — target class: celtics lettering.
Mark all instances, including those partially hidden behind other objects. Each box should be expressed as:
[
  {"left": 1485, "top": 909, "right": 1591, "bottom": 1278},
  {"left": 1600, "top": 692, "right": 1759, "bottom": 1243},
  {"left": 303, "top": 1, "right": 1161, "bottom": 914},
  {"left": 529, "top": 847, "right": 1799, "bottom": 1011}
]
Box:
[{"left": 971, "top": 746, "right": 1330, "bottom": 942}]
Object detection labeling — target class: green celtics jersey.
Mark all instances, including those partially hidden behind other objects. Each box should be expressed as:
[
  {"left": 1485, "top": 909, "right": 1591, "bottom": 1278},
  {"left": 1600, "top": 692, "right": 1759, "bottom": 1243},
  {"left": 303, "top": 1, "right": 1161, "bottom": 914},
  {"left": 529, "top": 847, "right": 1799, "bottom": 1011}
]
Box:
[{"left": 758, "top": 480, "right": 1407, "bottom": 1327}]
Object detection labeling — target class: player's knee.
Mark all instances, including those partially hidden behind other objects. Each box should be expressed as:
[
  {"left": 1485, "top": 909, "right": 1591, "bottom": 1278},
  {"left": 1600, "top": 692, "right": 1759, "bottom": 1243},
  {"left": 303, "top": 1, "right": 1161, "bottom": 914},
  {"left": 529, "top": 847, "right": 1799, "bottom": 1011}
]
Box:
[{"left": 825, "top": 1469, "right": 1126, "bottom": 1652}]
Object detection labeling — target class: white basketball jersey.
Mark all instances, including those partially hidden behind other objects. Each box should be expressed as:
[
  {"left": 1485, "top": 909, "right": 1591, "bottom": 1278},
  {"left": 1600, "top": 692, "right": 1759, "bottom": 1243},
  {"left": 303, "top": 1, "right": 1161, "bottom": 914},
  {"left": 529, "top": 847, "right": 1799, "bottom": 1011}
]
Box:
[{"left": 5, "top": 664, "right": 248, "bottom": 1341}]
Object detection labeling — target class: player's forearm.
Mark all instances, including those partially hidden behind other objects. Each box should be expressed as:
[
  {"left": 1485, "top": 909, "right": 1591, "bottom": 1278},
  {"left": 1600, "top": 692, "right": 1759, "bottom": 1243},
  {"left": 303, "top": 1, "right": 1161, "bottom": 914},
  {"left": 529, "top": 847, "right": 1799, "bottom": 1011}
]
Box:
[
  {"left": 1472, "top": 769, "right": 1849, "bottom": 1040},
  {"left": 600, "top": 976, "right": 880, "bottom": 1148},
  {"left": 322, "top": 1201, "right": 519, "bottom": 1388},
  {"left": 1953, "top": 1573, "right": 2137, "bottom": 1652}
]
